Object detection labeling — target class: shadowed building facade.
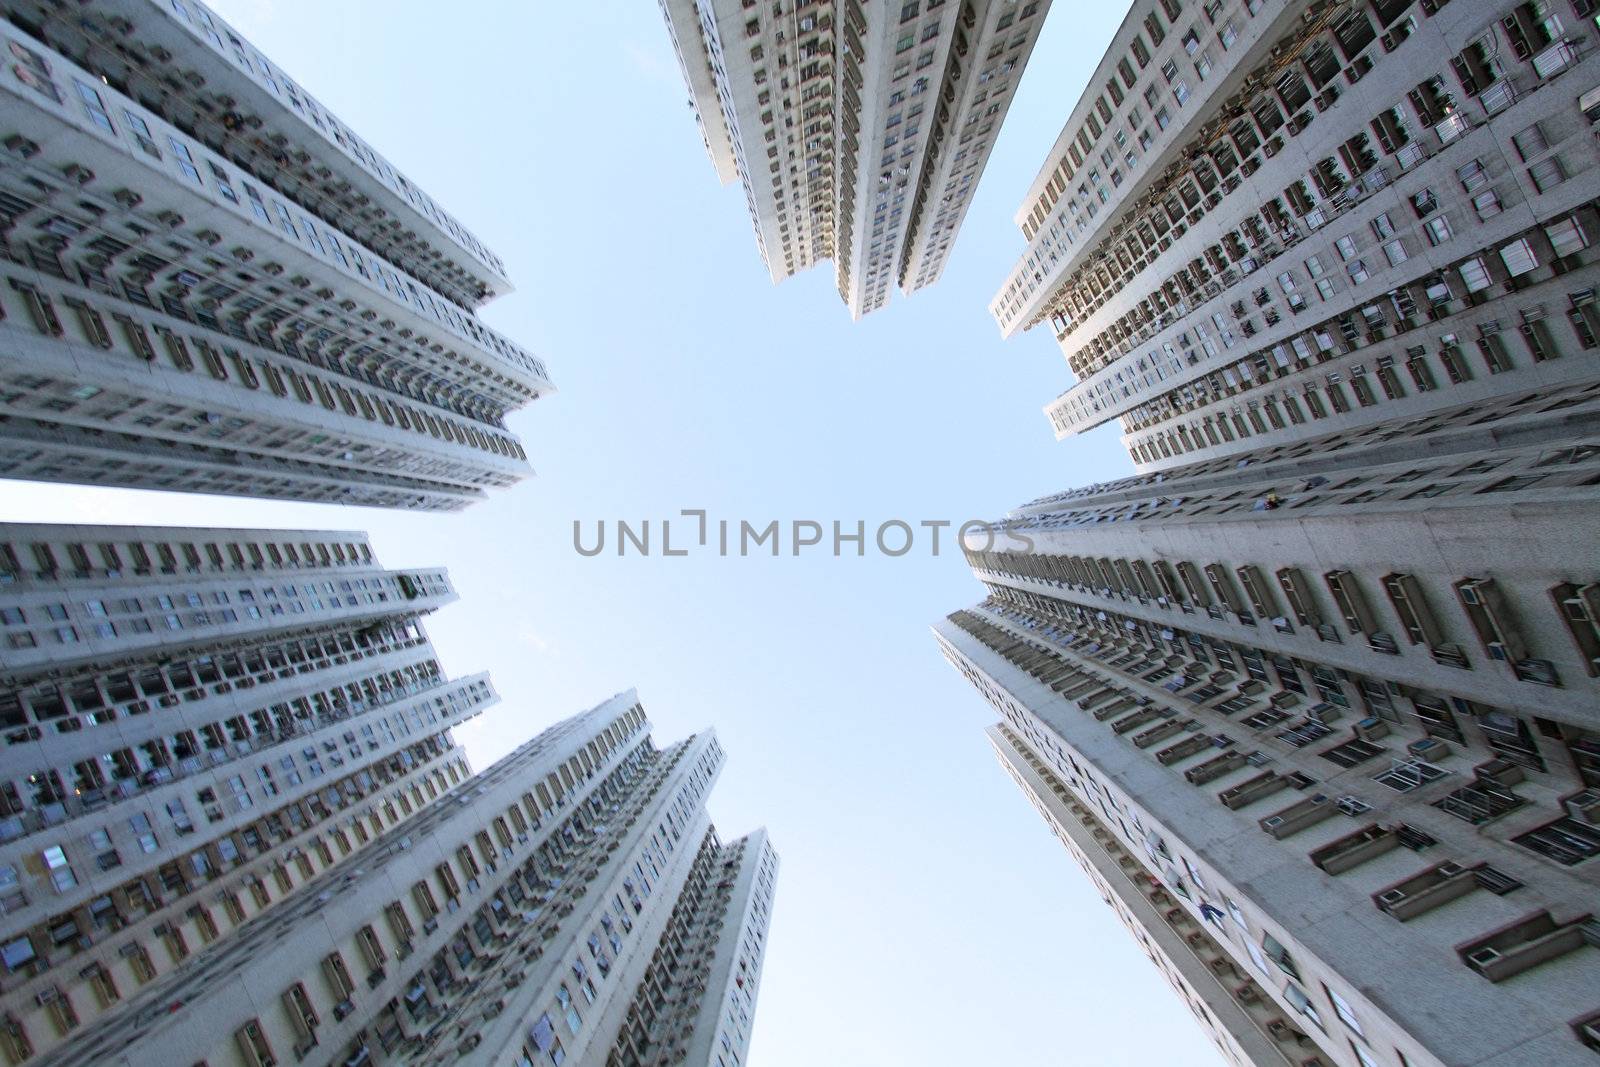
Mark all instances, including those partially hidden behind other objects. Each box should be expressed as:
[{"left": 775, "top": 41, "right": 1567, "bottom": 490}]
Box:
[
  {"left": 0, "top": 0, "right": 550, "bottom": 510},
  {"left": 659, "top": 0, "right": 1052, "bottom": 317}
]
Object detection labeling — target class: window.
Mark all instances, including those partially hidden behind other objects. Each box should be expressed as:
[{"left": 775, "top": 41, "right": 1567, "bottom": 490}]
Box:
[
  {"left": 283, "top": 981, "right": 319, "bottom": 1040},
  {"left": 356, "top": 924, "right": 387, "bottom": 971},
  {"left": 236, "top": 1019, "right": 276, "bottom": 1067},
  {"left": 1500, "top": 238, "right": 1539, "bottom": 277},
  {"left": 1322, "top": 737, "right": 1385, "bottom": 768},
  {"left": 1512, "top": 123, "right": 1548, "bottom": 161},
  {"left": 1424, "top": 215, "right": 1452, "bottom": 245},
  {"left": 1546, "top": 216, "right": 1589, "bottom": 259},
  {"left": 1529, "top": 156, "right": 1566, "bottom": 192},
  {"left": 74, "top": 79, "right": 114, "bottom": 133},
  {"left": 556, "top": 983, "right": 582, "bottom": 1034},
  {"left": 1261, "top": 933, "right": 1300, "bottom": 980},
  {"left": 168, "top": 138, "right": 202, "bottom": 184},
  {"left": 1245, "top": 938, "right": 1270, "bottom": 974},
  {"left": 1456, "top": 159, "right": 1488, "bottom": 192},
  {"left": 1284, "top": 983, "right": 1325, "bottom": 1031},
  {"left": 1459, "top": 257, "right": 1493, "bottom": 293},
  {"left": 1324, "top": 984, "right": 1363, "bottom": 1034},
  {"left": 206, "top": 161, "right": 238, "bottom": 204},
  {"left": 1, "top": 935, "right": 36, "bottom": 972},
  {"left": 322, "top": 950, "right": 355, "bottom": 1002},
  {"left": 243, "top": 182, "right": 271, "bottom": 223},
  {"left": 1512, "top": 817, "right": 1600, "bottom": 865},
  {"left": 42, "top": 846, "right": 76, "bottom": 892}
]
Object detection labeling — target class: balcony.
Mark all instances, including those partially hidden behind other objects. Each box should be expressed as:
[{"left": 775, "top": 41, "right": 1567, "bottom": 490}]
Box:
[
  {"left": 1374, "top": 861, "right": 1481, "bottom": 921},
  {"left": 0, "top": 675, "right": 467, "bottom": 846},
  {"left": 1479, "top": 80, "right": 1517, "bottom": 117},
  {"left": 1090, "top": 695, "right": 1139, "bottom": 721},
  {"left": 1156, "top": 734, "right": 1214, "bottom": 766},
  {"left": 1458, "top": 910, "right": 1597, "bottom": 982},
  {"left": 1111, "top": 708, "right": 1163, "bottom": 735},
  {"left": 1311, "top": 825, "right": 1398, "bottom": 875},
  {"left": 1434, "top": 111, "right": 1471, "bottom": 145},
  {"left": 1186, "top": 749, "right": 1250, "bottom": 785},
  {"left": 1259, "top": 794, "right": 1335, "bottom": 839},
  {"left": 1218, "top": 772, "right": 1289, "bottom": 810},
  {"left": 1132, "top": 719, "right": 1189, "bottom": 749},
  {"left": 1080, "top": 686, "right": 1126, "bottom": 713},
  {"left": 1534, "top": 40, "right": 1581, "bottom": 80}
]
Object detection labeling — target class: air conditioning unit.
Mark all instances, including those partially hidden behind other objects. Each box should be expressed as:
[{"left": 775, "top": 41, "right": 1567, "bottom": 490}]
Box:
[
  {"left": 1563, "top": 790, "right": 1600, "bottom": 824},
  {"left": 1336, "top": 796, "right": 1371, "bottom": 817},
  {"left": 1355, "top": 717, "right": 1391, "bottom": 741},
  {"left": 1408, "top": 737, "right": 1449, "bottom": 759}
]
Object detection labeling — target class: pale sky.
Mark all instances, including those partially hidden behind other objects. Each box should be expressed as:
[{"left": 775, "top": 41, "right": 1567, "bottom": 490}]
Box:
[{"left": 0, "top": 3, "right": 1228, "bottom": 1064}]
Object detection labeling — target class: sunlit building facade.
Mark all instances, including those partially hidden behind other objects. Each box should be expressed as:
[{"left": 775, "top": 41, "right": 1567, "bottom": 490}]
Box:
[
  {"left": 946, "top": 0, "right": 1600, "bottom": 1063},
  {"left": 659, "top": 0, "right": 1051, "bottom": 317},
  {"left": 989, "top": 0, "right": 1600, "bottom": 469},
  {"left": 0, "top": 0, "right": 550, "bottom": 510}
]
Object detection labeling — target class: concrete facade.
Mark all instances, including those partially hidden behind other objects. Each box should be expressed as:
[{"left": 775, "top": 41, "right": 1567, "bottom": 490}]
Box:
[
  {"left": 0, "top": 1, "right": 549, "bottom": 510},
  {"left": 0, "top": 522, "right": 487, "bottom": 1064},
  {"left": 946, "top": 1, "right": 1600, "bottom": 1063},
  {"left": 939, "top": 593, "right": 1600, "bottom": 1067},
  {"left": 0, "top": 525, "right": 777, "bottom": 1067},
  {"left": 989, "top": 0, "right": 1600, "bottom": 474},
  {"left": 19, "top": 692, "right": 774, "bottom": 1067},
  {"left": 659, "top": 0, "right": 1052, "bottom": 318}
]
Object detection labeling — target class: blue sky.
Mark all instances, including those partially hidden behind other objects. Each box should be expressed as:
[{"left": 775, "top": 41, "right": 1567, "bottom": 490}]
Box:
[{"left": 0, "top": 3, "right": 1229, "bottom": 1064}]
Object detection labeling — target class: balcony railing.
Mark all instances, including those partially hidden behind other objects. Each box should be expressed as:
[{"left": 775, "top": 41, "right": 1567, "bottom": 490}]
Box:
[
  {"left": 1534, "top": 39, "right": 1581, "bottom": 80},
  {"left": 0, "top": 676, "right": 471, "bottom": 846},
  {"left": 1435, "top": 111, "right": 1471, "bottom": 145},
  {"left": 1480, "top": 79, "right": 1517, "bottom": 117}
]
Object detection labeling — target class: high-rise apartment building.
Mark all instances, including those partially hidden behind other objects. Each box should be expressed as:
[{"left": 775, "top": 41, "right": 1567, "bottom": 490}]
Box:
[
  {"left": 989, "top": 0, "right": 1600, "bottom": 469},
  {"left": 659, "top": 0, "right": 1051, "bottom": 318},
  {"left": 0, "top": 1, "right": 550, "bottom": 511},
  {"left": 945, "top": 1, "right": 1600, "bottom": 1064},
  {"left": 0, "top": 525, "right": 777, "bottom": 1067},
  {"left": 0, "top": 521, "right": 493, "bottom": 1062}
]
